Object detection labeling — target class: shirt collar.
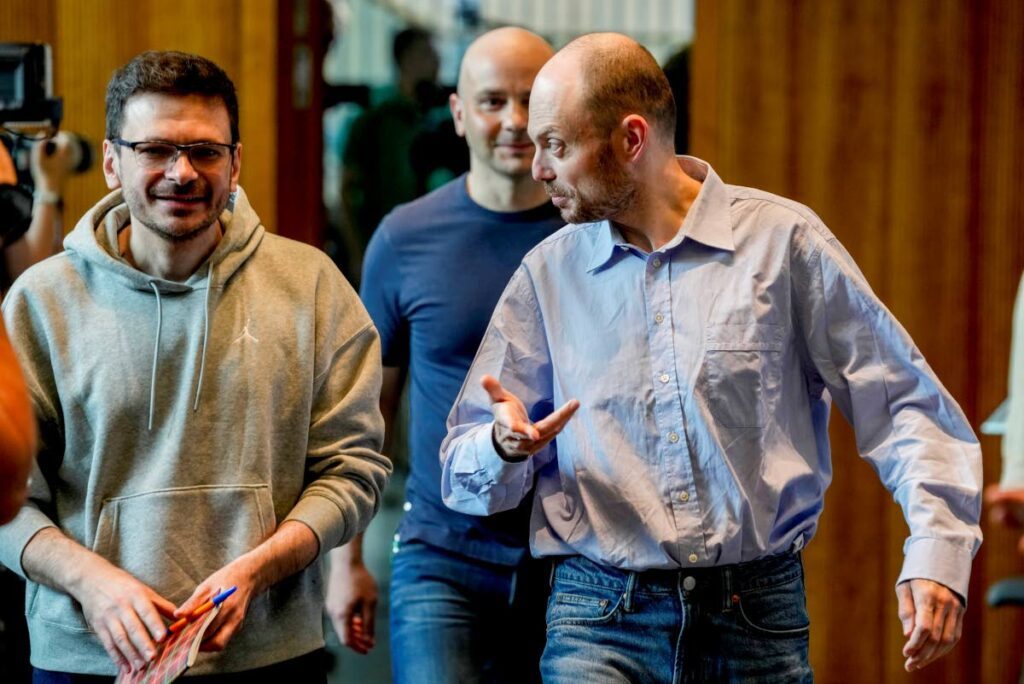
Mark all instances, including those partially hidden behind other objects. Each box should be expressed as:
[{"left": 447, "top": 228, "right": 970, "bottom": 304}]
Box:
[{"left": 586, "top": 155, "right": 735, "bottom": 273}]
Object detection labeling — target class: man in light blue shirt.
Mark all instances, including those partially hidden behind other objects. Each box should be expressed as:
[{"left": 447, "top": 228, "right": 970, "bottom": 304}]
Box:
[{"left": 440, "top": 32, "right": 981, "bottom": 682}]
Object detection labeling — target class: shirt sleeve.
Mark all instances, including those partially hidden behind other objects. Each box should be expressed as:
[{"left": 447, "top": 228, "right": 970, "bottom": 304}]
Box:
[
  {"left": 791, "top": 227, "right": 982, "bottom": 601},
  {"left": 283, "top": 268, "right": 390, "bottom": 559},
  {"left": 1001, "top": 272, "right": 1024, "bottom": 485},
  {"left": 440, "top": 265, "right": 556, "bottom": 516},
  {"left": 360, "top": 222, "right": 408, "bottom": 367}
]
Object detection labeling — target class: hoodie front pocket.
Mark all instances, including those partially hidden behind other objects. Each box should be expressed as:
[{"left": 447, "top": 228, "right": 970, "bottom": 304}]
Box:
[{"left": 91, "top": 484, "right": 276, "bottom": 605}]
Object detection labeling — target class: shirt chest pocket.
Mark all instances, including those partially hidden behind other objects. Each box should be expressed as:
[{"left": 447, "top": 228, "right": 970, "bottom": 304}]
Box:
[{"left": 697, "top": 324, "right": 784, "bottom": 429}]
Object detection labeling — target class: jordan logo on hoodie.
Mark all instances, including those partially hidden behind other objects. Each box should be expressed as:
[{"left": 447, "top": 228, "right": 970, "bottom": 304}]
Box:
[{"left": 233, "top": 318, "right": 260, "bottom": 345}]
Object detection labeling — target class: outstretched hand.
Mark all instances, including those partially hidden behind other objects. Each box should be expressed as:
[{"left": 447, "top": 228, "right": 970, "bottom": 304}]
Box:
[
  {"left": 896, "top": 578, "right": 964, "bottom": 672},
  {"left": 482, "top": 374, "right": 579, "bottom": 460}
]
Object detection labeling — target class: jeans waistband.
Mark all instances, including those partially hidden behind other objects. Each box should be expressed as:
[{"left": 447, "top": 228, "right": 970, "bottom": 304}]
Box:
[{"left": 551, "top": 552, "right": 803, "bottom": 612}]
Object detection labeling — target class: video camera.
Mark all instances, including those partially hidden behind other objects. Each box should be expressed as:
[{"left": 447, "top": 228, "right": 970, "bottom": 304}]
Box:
[{"left": 1, "top": 43, "right": 92, "bottom": 248}]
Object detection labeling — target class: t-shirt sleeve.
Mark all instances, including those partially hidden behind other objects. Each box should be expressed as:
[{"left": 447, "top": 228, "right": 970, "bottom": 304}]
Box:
[{"left": 360, "top": 223, "right": 409, "bottom": 367}]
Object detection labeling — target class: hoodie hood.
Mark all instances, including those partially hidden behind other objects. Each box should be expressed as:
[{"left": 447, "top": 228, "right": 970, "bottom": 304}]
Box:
[
  {"left": 62, "top": 186, "right": 265, "bottom": 428},
  {"left": 64, "top": 185, "right": 265, "bottom": 293}
]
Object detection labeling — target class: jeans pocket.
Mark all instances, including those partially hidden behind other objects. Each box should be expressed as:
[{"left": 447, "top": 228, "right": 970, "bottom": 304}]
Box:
[
  {"left": 734, "top": 575, "right": 810, "bottom": 637},
  {"left": 546, "top": 582, "right": 621, "bottom": 629}
]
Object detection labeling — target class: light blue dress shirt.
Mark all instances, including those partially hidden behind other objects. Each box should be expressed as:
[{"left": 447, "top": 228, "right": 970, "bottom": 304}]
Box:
[{"left": 440, "top": 157, "right": 982, "bottom": 599}]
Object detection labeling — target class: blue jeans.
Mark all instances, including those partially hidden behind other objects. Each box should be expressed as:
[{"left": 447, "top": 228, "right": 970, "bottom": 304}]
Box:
[
  {"left": 542, "top": 553, "right": 813, "bottom": 684},
  {"left": 389, "top": 540, "right": 547, "bottom": 684}
]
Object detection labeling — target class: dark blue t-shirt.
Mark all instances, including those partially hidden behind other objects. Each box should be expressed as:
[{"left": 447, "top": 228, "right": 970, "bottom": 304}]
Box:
[{"left": 361, "top": 175, "right": 563, "bottom": 566}]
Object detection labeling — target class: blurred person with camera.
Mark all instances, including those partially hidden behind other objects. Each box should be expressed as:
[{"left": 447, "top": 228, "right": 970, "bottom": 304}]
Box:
[
  {"left": 1, "top": 133, "right": 79, "bottom": 292},
  {"left": 0, "top": 50, "right": 389, "bottom": 681},
  {"left": 0, "top": 136, "right": 41, "bottom": 522},
  {"left": 0, "top": 117, "right": 41, "bottom": 684}
]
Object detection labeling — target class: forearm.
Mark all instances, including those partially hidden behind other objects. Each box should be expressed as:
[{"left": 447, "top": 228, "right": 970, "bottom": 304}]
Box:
[
  {"left": 22, "top": 527, "right": 110, "bottom": 600},
  {"left": 3, "top": 202, "right": 61, "bottom": 283},
  {"left": 238, "top": 520, "right": 320, "bottom": 594},
  {"left": 379, "top": 366, "right": 405, "bottom": 457},
  {"left": 330, "top": 532, "right": 365, "bottom": 569},
  {"left": 5, "top": 134, "right": 70, "bottom": 283}
]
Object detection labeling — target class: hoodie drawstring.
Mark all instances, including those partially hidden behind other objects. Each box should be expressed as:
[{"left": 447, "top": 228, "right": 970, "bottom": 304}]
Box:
[
  {"left": 147, "top": 262, "right": 213, "bottom": 430},
  {"left": 148, "top": 282, "right": 163, "bottom": 431},
  {"left": 193, "top": 262, "right": 213, "bottom": 411}
]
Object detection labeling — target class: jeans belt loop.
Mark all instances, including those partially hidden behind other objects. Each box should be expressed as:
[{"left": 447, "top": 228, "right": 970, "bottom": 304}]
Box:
[{"left": 623, "top": 570, "right": 638, "bottom": 613}]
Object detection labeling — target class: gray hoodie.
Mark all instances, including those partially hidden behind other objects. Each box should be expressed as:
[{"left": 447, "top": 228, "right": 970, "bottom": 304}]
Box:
[{"left": 0, "top": 187, "right": 389, "bottom": 675}]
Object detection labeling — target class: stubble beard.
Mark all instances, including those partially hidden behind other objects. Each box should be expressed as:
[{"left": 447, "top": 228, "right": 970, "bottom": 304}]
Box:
[
  {"left": 547, "top": 150, "right": 638, "bottom": 225},
  {"left": 122, "top": 181, "right": 228, "bottom": 244}
]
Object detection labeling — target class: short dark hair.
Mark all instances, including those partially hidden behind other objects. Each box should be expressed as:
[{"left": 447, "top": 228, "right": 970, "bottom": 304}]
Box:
[
  {"left": 568, "top": 36, "right": 677, "bottom": 145},
  {"left": 392, "top": 27, "right": 432, "bottom": 66},
  {"left": 105, "top": 51, "right": 240, "bottom": 143}
]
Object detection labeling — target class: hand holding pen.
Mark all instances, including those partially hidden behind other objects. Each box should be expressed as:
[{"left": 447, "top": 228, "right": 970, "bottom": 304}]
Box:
[{"left": 167, "top": 586, "right": 237, "bottom": 636}]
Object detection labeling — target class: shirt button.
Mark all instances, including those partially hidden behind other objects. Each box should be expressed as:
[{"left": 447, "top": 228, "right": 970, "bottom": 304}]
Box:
[
  {"left": 403, "top": 501, "right": 412, "bottom": 512},
  {"left": 668, "top": 432, "right": 680, "bottom": 443},
  {"left": 682, "top": 576, "right": 697, "bottom": 591},
  {"left": 652, "top": 257, "right": 662, "bottom": 268},
  {"left": 654, "top": 313, "right": 665, "bottom": 324},
  {"left": 659, "top": 373, "right": 670, "bottom": 384},
  {"left": 679, "top": 491, "right": 689, "bottom": 502},
  {"left": 688, "top": 553, "right": 698, "bottom": 563}
]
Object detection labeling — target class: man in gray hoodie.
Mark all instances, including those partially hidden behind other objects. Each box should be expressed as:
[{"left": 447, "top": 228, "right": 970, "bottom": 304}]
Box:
[{"left": 0, "top": 51, "right": 390, "bottom": 682}]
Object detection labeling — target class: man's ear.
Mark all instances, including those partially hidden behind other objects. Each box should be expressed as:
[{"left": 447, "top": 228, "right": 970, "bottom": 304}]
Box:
[
  {"left": 449, "top": 92, "right": 466, "bottom": 138},
  {"left": 618, "top": 114, "right": 650, "bottom": 164},
  {"left": 102, "top": 139, "right": 122, "bottom": 190}
]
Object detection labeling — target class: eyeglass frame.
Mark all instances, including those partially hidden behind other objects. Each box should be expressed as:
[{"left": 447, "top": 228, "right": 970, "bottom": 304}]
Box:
[{"left": 110, "top": 138, "right": 238, "bottom": 170}]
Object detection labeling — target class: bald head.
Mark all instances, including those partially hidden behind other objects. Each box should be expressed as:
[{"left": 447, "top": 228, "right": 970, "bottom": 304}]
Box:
[
  {"left": 537, "top": 32, "right": 676, "bottom": 147},
  {"left": 451, "top": 27, "right": 554, "bottom": 185},
  {"left": 457, "top": 27, "right": 553, "bottom": 97}
]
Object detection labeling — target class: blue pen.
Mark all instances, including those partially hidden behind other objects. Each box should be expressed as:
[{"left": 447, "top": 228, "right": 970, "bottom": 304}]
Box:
[{"left": 167, "top": 586, "right": 237, "bottom": 634}]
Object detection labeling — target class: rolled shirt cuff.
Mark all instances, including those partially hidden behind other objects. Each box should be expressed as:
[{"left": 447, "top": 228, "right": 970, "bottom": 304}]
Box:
[
  {"left": 464, "top": 421, "right": 533, "bottom": 484},
  {"left": 442, "top": 422, "right": 533, "bottom": 515}
]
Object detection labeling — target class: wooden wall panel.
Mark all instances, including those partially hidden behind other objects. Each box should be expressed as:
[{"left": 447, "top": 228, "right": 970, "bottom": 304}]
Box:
[
  {"left": 239, "top": 1, "right": 278, "bottom": 232},
  {"left": 0, "top": 0, "right": 56, "bottom": 45},
  {"left": 1, "top": 0, "right": 278, "bottom": 236},
  {"left": 693, "top": 1, "right": 1024, "bottom": 681}
]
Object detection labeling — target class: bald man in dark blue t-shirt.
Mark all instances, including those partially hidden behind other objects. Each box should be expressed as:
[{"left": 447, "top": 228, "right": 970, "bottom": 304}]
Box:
[{"left": 326, "top": 27, "right": 561, "bottom": 684}]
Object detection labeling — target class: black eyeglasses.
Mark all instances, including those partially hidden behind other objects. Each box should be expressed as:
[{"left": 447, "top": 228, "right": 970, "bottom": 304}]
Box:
[{"left": 111, "top": 138, "right": 237, "bottom": 171}]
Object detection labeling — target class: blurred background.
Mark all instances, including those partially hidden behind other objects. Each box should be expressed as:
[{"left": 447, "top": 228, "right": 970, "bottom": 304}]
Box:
[{"left": 2, "top": 1, "right": 1023, "bottom": 682}]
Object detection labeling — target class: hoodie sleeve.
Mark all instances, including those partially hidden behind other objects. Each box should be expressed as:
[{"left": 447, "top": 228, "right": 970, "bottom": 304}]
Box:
[
  {"left": 0, "top": 286, "right": 61, "bottom": 578},
  {"left": 282, "top": 267, "right": 390, "bottom": 560}
]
